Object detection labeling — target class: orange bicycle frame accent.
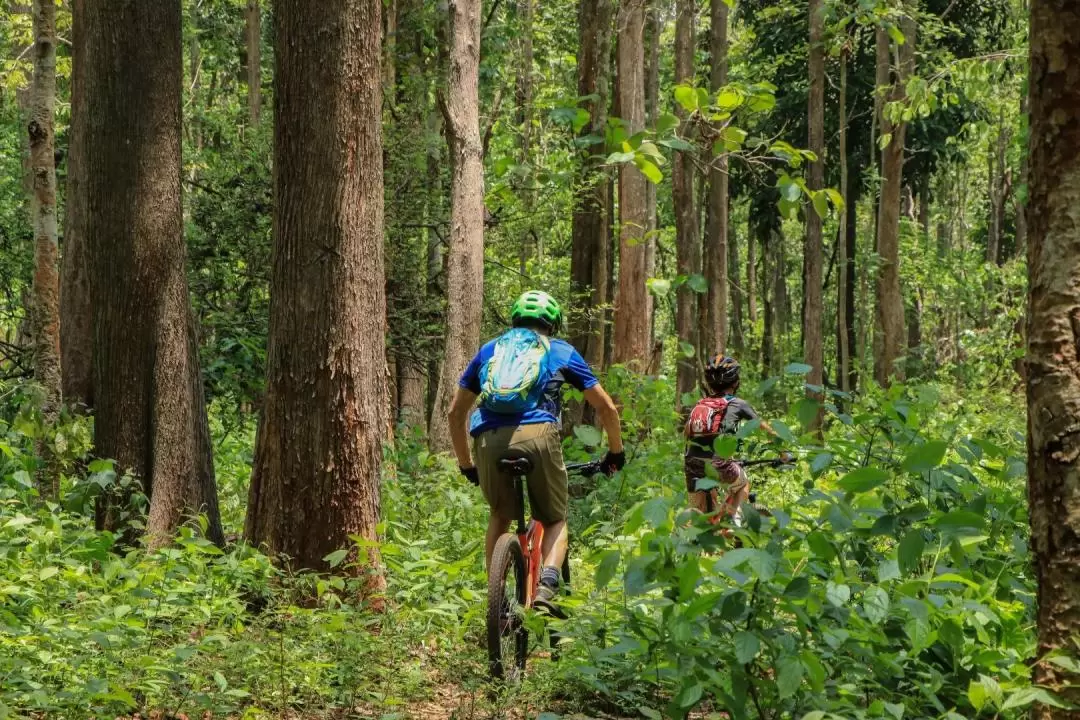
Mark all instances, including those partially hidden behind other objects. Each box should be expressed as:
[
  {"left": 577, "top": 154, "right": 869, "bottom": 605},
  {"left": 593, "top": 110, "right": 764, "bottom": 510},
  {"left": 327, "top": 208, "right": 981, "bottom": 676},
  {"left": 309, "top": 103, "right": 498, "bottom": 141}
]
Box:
[{"left": 522, "top": 519, "right": 544, "bottom": 607}]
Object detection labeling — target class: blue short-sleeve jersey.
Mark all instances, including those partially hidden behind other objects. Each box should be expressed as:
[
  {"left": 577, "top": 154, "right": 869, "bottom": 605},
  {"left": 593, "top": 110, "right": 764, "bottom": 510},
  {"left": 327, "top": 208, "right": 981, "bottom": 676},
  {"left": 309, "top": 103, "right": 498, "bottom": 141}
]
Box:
[{"left": 459, "top": 335, "right": 599, "bottom": 436}]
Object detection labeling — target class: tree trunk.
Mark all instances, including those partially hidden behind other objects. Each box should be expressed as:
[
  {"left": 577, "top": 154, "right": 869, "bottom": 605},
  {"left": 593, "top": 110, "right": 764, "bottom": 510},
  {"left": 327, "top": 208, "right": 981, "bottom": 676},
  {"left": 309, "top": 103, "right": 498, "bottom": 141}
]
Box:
[
  {"left": 804, "top": 0, "right": 825, "bottom": 429},
  {"left": 987, "top": 134, "right": 1001, "bottom": 265},
  {"left": 612, "top": 0, "right": 650, "bottom": 368},
  {"left": 873, "top": 12, "right": 913, "bottom": 387},
  {"left": 569, "top": 0, "right": 613, "bottom": 371},
  {"left": 429, "top": 0, "right": 484, "bottom": 450},
  {"left": 729, "top": 219, "right": 744, "bottom": 355},
  {"left": 246, "top": 0, "right": 261, "bottom": 125},
  {"left": 85, "top": 0, "right": 223, "bottom": 547},
  {"left": 515, "top": 0, "right": 535, "bottom": 271},
  {"left": 993, "top": 116, "right": 1010, "bottom": 266},
  {"left": 705, "top": 0, "right": 730, "bottom": 356},
  {"left": 747, "top": 211, "right": 758, "bottom": 324},
  {"left": 28, "top": 0, "right": 61, "bottom": 498},
  {"left": 673, "top": 0, "right": 699, "bottom": 408},
  {"left": 383, "top": 0, "right": 397, "bottom": 98},
  {"left": 644, "top": 0, "right": 659, "bottom": 342},
  {"left": 1015, "top": 89, "right": 1030, "bottom": 257},
  {"left": 1026, "top": 1, "right": 1080, "bottom": 714},
  {"left": 61, "top": 0, "right": 93, "bottom": 411},
  {"left": 246, "top": 0, "right": 386, "bottom": 576},
  {"left": 396, "top": 355, "right": 426, "bottom": 427},
  {"left": 837, "top": 43, "right": 852, "bottom": 396}
]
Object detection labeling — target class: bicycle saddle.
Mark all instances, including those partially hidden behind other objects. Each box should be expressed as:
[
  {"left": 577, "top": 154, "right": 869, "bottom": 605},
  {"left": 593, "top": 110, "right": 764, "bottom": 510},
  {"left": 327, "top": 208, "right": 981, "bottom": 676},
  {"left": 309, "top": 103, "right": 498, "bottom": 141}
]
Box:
[{"left": 497, "top": 450, "right": 533, "bottom": 475}]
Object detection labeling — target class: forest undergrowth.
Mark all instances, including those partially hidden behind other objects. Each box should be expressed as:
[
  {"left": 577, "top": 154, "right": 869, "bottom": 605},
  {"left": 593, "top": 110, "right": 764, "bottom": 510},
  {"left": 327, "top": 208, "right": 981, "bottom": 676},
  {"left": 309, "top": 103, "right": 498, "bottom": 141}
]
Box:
[{"left": 0, "top": 358, "right": 1060, "bottom": 720}]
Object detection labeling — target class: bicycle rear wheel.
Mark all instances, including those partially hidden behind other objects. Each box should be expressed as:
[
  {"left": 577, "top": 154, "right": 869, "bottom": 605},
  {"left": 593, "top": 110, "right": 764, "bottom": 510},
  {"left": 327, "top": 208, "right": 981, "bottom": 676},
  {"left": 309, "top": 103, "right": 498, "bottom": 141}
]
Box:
[{"left": 487, "top": 533, "right": 528, "bottom": 681}]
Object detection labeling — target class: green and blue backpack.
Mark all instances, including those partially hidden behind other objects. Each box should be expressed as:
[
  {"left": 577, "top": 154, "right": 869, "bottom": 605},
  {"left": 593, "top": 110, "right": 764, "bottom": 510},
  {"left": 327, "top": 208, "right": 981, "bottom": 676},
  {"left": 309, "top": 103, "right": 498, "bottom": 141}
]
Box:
[{"left": 478, "top": 328, "right": 554, "bottom": 414}]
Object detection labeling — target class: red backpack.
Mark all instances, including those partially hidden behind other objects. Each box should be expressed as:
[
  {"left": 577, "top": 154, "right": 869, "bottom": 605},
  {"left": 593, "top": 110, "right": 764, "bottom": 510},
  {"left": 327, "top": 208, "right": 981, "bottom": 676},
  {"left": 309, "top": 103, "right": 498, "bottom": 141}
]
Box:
[{"left": 687, "top": 396, "right": 731, "bottom": 437}]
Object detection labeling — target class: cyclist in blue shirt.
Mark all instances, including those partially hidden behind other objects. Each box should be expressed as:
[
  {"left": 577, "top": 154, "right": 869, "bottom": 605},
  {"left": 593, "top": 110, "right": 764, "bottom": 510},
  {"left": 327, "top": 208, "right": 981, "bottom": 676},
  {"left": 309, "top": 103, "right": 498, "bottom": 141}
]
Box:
[{"left": 448, "top": 290, "right": 624, "bottom": 610}]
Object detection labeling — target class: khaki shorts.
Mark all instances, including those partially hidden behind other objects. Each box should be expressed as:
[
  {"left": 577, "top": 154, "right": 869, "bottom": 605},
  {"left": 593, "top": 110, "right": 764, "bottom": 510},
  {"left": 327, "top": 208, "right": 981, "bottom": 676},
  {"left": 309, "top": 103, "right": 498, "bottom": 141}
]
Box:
[{"left": 474, "top": 423, "right": 568, "bottom": 525}]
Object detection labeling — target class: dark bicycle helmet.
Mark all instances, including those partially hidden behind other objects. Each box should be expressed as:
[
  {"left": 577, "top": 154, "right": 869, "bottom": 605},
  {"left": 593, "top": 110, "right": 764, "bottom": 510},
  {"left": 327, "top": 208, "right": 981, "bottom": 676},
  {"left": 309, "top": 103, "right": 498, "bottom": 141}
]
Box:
[{"left": 704, "top": 355, "right": 741, "bottom": 394}]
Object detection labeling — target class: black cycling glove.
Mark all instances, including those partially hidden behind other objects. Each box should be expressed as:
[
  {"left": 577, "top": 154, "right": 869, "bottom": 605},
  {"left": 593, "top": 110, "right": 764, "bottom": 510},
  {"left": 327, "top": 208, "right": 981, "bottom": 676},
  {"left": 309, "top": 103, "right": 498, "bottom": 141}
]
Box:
[
  {"left": 460, "top": 466, "right": 480, "bottom": 486},
  {"left": 601, "top": 450, "right": 626, "bottom": 474}
]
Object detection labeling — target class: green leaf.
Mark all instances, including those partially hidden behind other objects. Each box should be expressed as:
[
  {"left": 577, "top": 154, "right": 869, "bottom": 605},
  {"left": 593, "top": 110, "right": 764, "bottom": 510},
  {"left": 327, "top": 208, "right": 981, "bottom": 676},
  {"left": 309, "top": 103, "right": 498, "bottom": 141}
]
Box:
[
  {"left": 784, "top": 576, "right": 811, "bottom": 599},
  {"left": 781, "top": 179, "right": 803, "bottom": 203},
  {"left": 801, "top": 651, "right": 826, "bottom": 693},
  {"left": 878, "top": 558, "right": 900, "bottom": 582},
  {"left": 898, "top": 531, "right": 926, "bottom": 574},
  {"left": 39, "top": 566, "right": 59, "bottom": 581},
  {"left": 323, "top": 549, "right": 348, "bottom": 568},
  {"left": 776, "top": 655, "right": 804, "bottom": 699},
  {"left": 1001, "top": 687, "right": 1070, "bottom": 711},
  {"left": 687, "top": 273, "right": 708, "bottom": 293},
  {"left": 214, "top": 671, "right": 229, "bottom": 691},
  {"left": 713, "top": 435, "right": 738, "bottom": 459},
  {"left": 595, "top": 549, "right": 620, "bottom": 588},
  {"left": 811, "top": 190, "right": 829, "bottom": 219},
  {"left": 807, "top": 531, "right": 836, "bottom": 561},
  {"left": 968, "top": 675, "right": 1002, "bottom": 711},
  {"left": 715, "top": 88, "right": 744, "bottom": 110},
  {"left": 658, "top": 137, "right": 694, "bottom": 151},
  {"left": 734, "top": 631, "right": 760, "bottom": 664},
  {"left": 826, "top": 581, "right": 850, "bottom": 607},
  {"left": 635, "top": 157, "right": 663, "bottom": 184},
  {"left": 674, "top": 85, "right": 698, "bottom": 113},
  {"left": 824, "top": 188, "right": 844, "bottom": 210},
  {"left": 746, "top": 91, "right": 776, "bottom": 113},
  {"left": 933, "top": 510, "right": 985, "bottom": 532},
  {"left": 606, "top": 151, "right": 636, "bottom": 164},
  {"left": 656, "top": 112, "right": 679, "bottom": 134},
  {"left": 770, "top": 420, "right": 795, "bottom": 443},
  {"left": 784, "top": 362, "right": 812, "bottom": 375},
  {"left": 887, "top": 23, "right": 906, "bottom": 45},
  {"left": 646, "top": 277, "right": 671, "bottom": 297},
  {"left": 901, "top": 441, "right": 947, "bottom": 473},
  {"left": 573, "top": 424, "right": 603, "bottom": 447},
  {"left": 837, "top": 466, "right": 888, "bottom": 493},
  {"left": 675, "top": 682, "right": 704, "bottom": 709},
  {"left": 678, "top": 341, "right": 696, "bottom": 358},
  {"left": 863, "top": 586, "right": 890, "bottom": 624},
  {"left": 809, "top": 453, "right": 833, "bottom": 477}
]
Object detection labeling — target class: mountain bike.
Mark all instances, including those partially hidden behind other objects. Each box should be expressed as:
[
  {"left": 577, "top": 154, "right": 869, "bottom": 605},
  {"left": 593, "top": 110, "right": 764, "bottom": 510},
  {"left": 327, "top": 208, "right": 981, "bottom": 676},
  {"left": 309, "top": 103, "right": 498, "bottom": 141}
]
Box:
[
  {"left": 694, "top": 456, "right": 793, "bottom": 529},
  {"left": 486, "top": 454, "right": 604, "bottom": 681}
]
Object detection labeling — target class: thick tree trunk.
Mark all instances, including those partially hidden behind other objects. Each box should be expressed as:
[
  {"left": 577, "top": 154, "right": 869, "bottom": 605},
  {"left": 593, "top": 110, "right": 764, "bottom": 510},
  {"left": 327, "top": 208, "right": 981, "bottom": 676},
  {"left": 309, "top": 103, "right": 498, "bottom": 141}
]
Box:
[
  {"left": 705, "top": 0, "right": 729, "bottom": 355},
  {"left": 837, "top": 44, "right": 852, "bottom": 396},
  {"left": 804, "top": 0, "right": 825, "bottom": 428},
  {"left": 569, "top": 0, "right": 613, "bottom": 372},
  {"left": 61, "top": 0, "right": 92, "bottom": 412},
  {"left": 246, "top": 0, "right": 261, "bottom": 125},
  {"left": 246, "top": 0, "right": 386, "bottom": 576},
  {"left": 993, "top": 117, "right": 1010, "bottom": 266},
  {"left": 85, "top": 0, "right": 222, "bottom": 547},
  {"left": 612, "top": 0, "right": 650, "bottom": 368},
  {"left": 429, "top": 0, "right": 484, "bottom": 451},
  {"left": 1015, "top": 89, "right": 1030, "bottom": 256},
  {"left": 396, "top": 355, "right": 426, "bottom": 427},
  {"left": 28, "top": 0, "right": 61, "bottom": 498},
  {"left": 873, "top": 13, "right": 913, "bottom": 387},
  {"left": 673, "top": 0, "right": 699, "bottom": 408},
  {"left": 1026, "top": 2, "right": 1080, "bottom": 715},
  {"left": 644, "top": 0, "right": 659, "bottom": 341}
]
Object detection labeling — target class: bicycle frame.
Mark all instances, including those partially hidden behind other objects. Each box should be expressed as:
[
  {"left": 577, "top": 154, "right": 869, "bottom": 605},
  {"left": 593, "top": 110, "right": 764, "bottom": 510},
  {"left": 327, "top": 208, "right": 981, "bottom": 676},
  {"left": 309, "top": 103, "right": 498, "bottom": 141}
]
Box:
[{"left": 510, "top": 473, "right": 545, "bottom": 607}]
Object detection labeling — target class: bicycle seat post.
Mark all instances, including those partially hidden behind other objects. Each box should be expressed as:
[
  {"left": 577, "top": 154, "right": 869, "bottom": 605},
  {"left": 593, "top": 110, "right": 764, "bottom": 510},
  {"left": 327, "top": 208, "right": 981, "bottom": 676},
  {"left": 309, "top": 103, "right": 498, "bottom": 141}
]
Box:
[
  {"left": 513, "top": 474, "right": 526, "bottom": 535},
  {"left": 497, "top": 453, "right": 533, "bottom": 535}
]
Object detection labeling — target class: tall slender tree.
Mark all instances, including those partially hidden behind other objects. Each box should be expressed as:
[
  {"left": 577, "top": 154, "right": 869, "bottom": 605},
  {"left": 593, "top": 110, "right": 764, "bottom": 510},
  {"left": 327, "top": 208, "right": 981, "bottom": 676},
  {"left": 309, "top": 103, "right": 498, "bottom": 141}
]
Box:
[
  {"left": 874, "top": 9, "right": 914, "bottom": 386},
  {"left": 673, "top": 0, "right": 699, "bottom": 408},
  {"left": 804, "top": 0, "right": 825, "bottom": 429},
  {"left": 612, "top": 0, "right": 650, "bottom": 368},
  {"left": 429, "top": 0, "right": 484, "bottom": 450},
  {"left": 28, "top": 0, "right": 60, "bottom": 497},
  {"left": 704, "top": 0, "right": 729, "bottom": 354},
  {"left": 246, "top": 0, "right": 261, "bottom": 125},
  {"left": 246, "top": 0, "right": 386, "bottom": 574},
  {"left": 1026, "top": 1, "right": 1080, "bottom": 715},
  {"left": 84, "top": 0, "right": 223, "bottom": 547},
  {"left": 569, "top": 0, "right": 614, "bottom": 369}
]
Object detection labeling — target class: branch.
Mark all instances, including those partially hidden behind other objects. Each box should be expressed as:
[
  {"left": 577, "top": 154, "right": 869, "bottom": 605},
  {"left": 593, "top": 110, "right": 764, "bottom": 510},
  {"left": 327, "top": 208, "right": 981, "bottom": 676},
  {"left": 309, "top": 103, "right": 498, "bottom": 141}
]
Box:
[
  {"left": 481, "top": 0, "right": 503, "bottom": 36},
  {"left": 482, "top": 86, "right": 504, "bottom": 159}
]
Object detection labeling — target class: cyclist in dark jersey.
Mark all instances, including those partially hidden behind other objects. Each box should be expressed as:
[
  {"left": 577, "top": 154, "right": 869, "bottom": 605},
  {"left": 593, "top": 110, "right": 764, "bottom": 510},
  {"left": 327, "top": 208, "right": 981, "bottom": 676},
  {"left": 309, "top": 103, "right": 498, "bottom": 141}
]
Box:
[{"left": 684, "top": 355, "right": 784, "bottom": 520}]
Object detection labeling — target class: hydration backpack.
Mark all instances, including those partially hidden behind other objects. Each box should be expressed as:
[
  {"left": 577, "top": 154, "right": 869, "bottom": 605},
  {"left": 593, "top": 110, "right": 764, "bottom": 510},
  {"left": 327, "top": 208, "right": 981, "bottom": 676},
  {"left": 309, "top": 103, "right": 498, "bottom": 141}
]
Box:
[
  {"left": 687, "top": 396, "right": 732, "bottom": 437},
  {"left": 478, "top": 328, "right": 553, "bottom": 414}
]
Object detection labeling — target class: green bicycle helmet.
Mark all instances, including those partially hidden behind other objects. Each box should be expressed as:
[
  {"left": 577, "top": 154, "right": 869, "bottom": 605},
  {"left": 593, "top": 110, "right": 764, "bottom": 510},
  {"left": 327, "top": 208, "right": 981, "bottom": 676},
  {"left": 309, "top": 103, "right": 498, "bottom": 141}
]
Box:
[{"left": 510, "top": 290, "right": 563, "bottom": 334}]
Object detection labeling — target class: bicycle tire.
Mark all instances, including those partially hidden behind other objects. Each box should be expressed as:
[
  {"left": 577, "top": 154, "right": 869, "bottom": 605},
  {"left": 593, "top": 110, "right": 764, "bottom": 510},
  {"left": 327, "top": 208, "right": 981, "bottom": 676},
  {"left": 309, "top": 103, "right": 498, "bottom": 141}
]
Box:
[{"left": 487, "top": 533, "right": 528, "bottom": 681}]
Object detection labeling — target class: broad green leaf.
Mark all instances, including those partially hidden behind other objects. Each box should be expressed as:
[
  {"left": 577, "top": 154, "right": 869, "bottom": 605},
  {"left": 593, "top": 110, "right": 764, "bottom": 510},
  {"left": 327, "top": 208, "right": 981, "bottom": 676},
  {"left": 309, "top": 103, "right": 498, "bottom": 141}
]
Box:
[
  {"left": 824, "top": 188, "right": 844, "bottom": 210},
  {"left": 606, "top": 151, "right": 635, "bottom": 164},
  {"left": 776, "top": 655, "right": 804, "bottom": 699},
  {"left": 901, "top": 441, "right": 947, "bottom": 473},
  {"left": 679, "top": 341, "right": 695, "bottom": 358},
  {"left": 635, "top": 157, "right": 663, "bottom": 184},
  {"left": 746, "top": 91, "right": 776, "bottom": 113},
  {"left": 734, "top": 631, "right": 760, "bottom": 664},
  {"left": 807, "top": 531, "right": 836, "bottom": 561},
  {"left": 656, "top": 111, "right": 679, "bottom": 134},
  {"left": 784, "top": 576, "right": 811, "bottom": 599},
  {"left": 825, "top": 581, "right": 850, "bottom": 607},
  {"left": 595, "top": 549, "right": 620, "bottom": 588},
  {"left": 675, "top": 682, "right": 704, "bottom": 709},
  {"left": 716, "top": 88, "right": 743, "bottom": 110},
  {"left": 863, "top": 586, "right": 890, "bottom": 624},
  {"left": 785, "top": 362, "right": 813, "bottom": 375},
  {"left": 770, "top": 420, "right": 795, "bottom": 443},
  {"left": 898, "top": 531, "right": 926, "bottom": 574},
  {"left": 887, "top": 23, "right": 906, "bottom": 45},
  {"left": 810, "top": 452, "right": 833, "bottom": 476},
  {"left": 1001, "top": 687, "right": 1070, "bottom": 710},
  {"left": 687, "top": 273, "right": 708, "bottom": 293},
  {"left": 573, "top": 424, "right": 603, "bottom": 447},
  {"left": 646, "top": 278, "right": 671, "bottom": 297},
  {"left": 39, "top": 566, "right": 59, "bottom": 581},
  {"left": 323, "top": 549, "right": 348, "bottom": 568},
  {"left": 811, "top": 190, "right": 829, "bottom": 219},
  {"left": 801, "top": 651, "right": 826, "bottom": 693},
  {"left": 878, "top": 558, "right": 900, "bottom": 582},
  {"left": 933, "top": 510, "right": 985, "bottom": 532},
  {"left": 659, "top": 137, "right": 694, "bottom": 151},
  {"left": 674, "top": 85, "right": 698, "bottom": 113},
  {"left": 713, "top": 435, "right": 738, "bottom": 459},
  {"left": 837, "top": 466, "right": 888, "bottom": 493}
]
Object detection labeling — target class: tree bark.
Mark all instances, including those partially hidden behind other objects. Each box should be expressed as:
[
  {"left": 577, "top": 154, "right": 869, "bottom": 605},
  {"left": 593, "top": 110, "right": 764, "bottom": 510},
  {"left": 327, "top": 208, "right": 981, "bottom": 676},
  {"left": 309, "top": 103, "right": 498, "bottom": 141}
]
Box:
[
  {"left": 704, "top": 0, "right": 730, "bottom": 356},
  {"left": 246, "top": 0, "right": 386, "bottom": 577},
  {"left": 804, "top": 0, "right": 825, "bottom": 429},
  {"left": 873, "top": 11, "right": 913, "bottom": 387},
  {"left": 1015, "top": 89, "right": 1030, "bottom": 257},
  {"left": 747, "top": 211, "right": 758, "bottom": 324},
  {"left": 729, "top": 219, "right": 744, "bottom": 355},
  {"left": 1026, "top": 2, "right": 1080, "bottom": 715},
  {"left": 837, "top": 43, "right": 852, "bottom": 396},
  {"left": 643, "top": 0, "right": 659, "bottom": 341},
  {"left": 570, "top": 0, "right": 613, "bottom": 370},
  {"left": 612, "top": 0, "right": 650, "bottom": 368},
  {"left": 673, "top": 0, "right": 699, "bottom": 409},
  {"left": 61, "top": 0, "right": 92, "bottom": 412},
  {"left": 246, "top": 0, "right": 261, "bottom": 125},
  {"left": 85, "top": 0, "right": 223, "bottom": 547},
  {"left": 429, "top": 0, "right": 484, "bottom": 450},
  {"left": 396, "top": 355, "right": 426, "bottom": 427},
  {"left": 28, "top": 0, "right": 61, "bottom": 498}
]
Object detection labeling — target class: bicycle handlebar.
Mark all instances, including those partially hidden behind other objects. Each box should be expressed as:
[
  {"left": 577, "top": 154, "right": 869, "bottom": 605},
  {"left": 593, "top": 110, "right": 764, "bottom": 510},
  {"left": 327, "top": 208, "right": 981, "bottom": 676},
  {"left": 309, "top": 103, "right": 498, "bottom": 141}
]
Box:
[
  {"left": 734, "top": 456, "right": 795, "bottom": 468},
  {"left": 566, "top": 460, "right": 606, "bottom": 477}
]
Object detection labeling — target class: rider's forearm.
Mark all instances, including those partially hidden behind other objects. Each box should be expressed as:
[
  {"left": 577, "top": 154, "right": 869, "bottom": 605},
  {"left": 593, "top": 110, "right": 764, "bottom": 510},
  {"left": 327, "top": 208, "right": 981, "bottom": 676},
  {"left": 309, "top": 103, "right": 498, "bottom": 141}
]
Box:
[
  {"left": 447, "top": 388, "right": 476, "bottom": 467},
  {"left": 599, "top": 405, "right": 624, "bottom": 453}
]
